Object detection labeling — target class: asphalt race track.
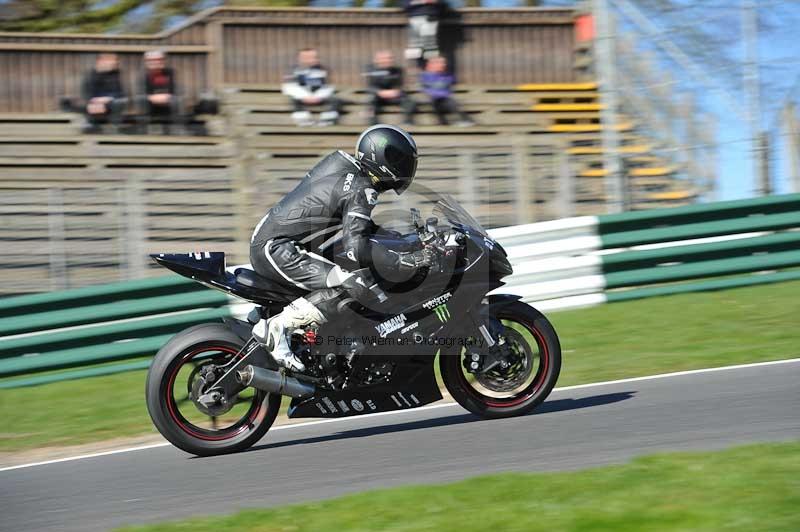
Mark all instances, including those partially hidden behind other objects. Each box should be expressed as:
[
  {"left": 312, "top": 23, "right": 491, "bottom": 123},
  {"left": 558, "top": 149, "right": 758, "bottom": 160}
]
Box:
[{"left": 2, "top": 359, "right": 799, "bottom": 532}]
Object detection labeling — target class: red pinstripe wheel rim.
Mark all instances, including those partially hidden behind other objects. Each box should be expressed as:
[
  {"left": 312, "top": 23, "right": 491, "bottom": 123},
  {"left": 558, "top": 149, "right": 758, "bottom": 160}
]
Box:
[
  {"left": 458, "top": 316, "right": 549, "bottom": 408},
  {"left": 165, "top": 345, "right": 267, "bottom": 441}
]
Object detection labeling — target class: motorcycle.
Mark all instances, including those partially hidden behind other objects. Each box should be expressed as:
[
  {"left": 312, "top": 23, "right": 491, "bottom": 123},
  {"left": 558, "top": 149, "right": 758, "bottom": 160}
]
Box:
[{"left": 145, "top": 195, "right": 561, "bottom": 456}]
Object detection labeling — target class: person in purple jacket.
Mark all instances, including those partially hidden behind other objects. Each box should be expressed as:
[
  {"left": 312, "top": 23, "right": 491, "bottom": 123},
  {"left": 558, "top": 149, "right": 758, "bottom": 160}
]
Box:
[{"left": 419, "top": 55, "right": 474, "bottom": 127}]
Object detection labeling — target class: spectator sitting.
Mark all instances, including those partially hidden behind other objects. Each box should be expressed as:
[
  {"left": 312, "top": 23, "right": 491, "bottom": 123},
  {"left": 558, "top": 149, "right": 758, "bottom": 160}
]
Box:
[
  {"left": 364, "top": 50, "right": 416, "bottom": 126},
  {"left": 81, "top": 52, "right": 126, "bottom": 133},
  {"left": 138, "top": 50, "right": 181, "bottom": 134},
  {"left": 282, "top": 48, "right": 340, "bottom": 127},
  {"left": 404, "top": 0, "right": 444, "bottom": 65},
  {"left": 419, "top": 55, "right": 474, "bottom": 127}
]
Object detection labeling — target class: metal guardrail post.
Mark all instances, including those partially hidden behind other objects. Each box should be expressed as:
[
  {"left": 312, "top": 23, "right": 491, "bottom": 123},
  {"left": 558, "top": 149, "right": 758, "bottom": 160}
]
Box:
[
  {"left": 124, "top": 178, "right": 147, "bottom": 280},
  {"left": 459, "top": 150, "right": 477, "bottom": 217},
  {"left": 782, "top": 102, "right": 799, "bottom": 193},
  {"left": 594, "top": 0, "right": 625, "bottom": 214},
  {"left": 556, "top": 143, "right": 574, "bottom": 219},
  {"left": 47, "top": 188, "right": 68, "bottom": 291},
  {"left": 512, "top": 137, "right": 531, "bottom": 225}
]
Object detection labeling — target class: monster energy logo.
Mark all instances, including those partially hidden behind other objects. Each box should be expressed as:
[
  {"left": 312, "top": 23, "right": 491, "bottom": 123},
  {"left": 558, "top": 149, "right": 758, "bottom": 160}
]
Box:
[{"left": 433, "top": 304, "right": 451, "bottom": 322}]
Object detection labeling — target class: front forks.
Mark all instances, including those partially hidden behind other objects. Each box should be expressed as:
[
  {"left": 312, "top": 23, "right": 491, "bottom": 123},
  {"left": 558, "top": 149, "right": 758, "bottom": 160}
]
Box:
[{"left": 465, "top": 310, "right": 508, "bottom": 374}]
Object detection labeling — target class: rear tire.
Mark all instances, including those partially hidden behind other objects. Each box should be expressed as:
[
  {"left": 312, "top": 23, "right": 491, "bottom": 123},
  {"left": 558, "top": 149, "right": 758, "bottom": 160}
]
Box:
[
  {"left": 146, "top": 323, "right": 281, "bottom": 456},
  {"left": 440, "top": 300, "right": 561, "bottom": 419}
]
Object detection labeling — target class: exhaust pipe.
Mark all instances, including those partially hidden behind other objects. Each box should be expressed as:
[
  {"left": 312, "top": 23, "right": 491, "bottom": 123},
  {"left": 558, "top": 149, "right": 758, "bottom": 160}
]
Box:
[{"left": 236, "top": 365, "right": 315, "bottom": 398}]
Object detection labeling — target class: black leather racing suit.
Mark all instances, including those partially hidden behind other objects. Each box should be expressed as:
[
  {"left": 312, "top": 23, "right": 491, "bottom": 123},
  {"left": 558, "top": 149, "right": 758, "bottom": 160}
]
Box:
[{"left": 249, "top": 150, "right": 410, "bottom": 316}]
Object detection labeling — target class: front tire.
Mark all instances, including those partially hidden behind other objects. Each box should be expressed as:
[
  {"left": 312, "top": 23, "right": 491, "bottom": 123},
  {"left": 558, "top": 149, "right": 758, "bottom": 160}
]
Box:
[
  {"left": 146, "top": 323, "right": 281, "bottom": 456},
  {"left": 440, "top": 300, "right": 561, "bottom": 419}
]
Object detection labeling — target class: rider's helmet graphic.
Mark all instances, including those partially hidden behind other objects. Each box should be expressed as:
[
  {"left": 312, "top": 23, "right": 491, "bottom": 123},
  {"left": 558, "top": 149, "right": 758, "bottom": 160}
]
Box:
[{"left": 355, "top": 124, "right": 418, "bottom": 195}]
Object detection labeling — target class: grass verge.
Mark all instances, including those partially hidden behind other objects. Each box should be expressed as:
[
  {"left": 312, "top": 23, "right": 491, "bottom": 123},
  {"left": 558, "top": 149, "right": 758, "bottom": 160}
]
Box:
[
  {"left": 2, "top": 280, "right": 799, "bottom": 452},
  {"left": 117, "top": 440, "right": 800, "bottom": 531}
]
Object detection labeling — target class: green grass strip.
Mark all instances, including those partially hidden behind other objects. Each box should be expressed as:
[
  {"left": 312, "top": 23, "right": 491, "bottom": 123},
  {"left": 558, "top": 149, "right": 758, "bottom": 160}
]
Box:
[{"left": 117, "top": 440, "right": 800, "bottom": 532}]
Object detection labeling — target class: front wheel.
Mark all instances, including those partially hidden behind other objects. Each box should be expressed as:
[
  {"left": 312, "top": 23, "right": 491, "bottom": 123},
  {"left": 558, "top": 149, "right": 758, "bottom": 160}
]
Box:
[
  {"left": 146, "top": 323, "right": 281, "bottom": 456},
  {"left": 440, "top": 300, "right": 561, "bottom": 418}
]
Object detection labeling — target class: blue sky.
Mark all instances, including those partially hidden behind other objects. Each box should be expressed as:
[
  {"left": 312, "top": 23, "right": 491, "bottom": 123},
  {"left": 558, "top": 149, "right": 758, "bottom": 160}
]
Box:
[{"left": 625, "top": 1, "right": 800, "bottom": 201}]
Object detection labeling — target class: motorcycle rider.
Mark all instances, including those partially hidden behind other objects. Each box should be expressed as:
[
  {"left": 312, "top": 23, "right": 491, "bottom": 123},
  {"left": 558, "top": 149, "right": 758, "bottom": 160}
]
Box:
[{"left": 249, "top": 124, "right": 437, "bottom": 372}]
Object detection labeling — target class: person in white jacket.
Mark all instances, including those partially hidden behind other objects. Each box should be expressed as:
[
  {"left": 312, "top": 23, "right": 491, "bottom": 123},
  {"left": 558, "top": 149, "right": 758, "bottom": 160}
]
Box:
[{"left": 282, "top": 48, "right": 340, "bottom": 126}]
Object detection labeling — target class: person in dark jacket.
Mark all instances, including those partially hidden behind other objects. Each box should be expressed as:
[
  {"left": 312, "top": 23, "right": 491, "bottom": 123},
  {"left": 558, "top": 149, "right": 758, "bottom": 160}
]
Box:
[
  {"left": 419, "top": 55, "right": 474, "bottom": 127},
  {"left": 364, "top": 50, "right": 416, "bottom": 126},
  {"left": 282, "top": 48, "right": 340, "bottom": 126},
  {"left": 81, "top": 53, "right": 126, "bottom": 133},
  {"left": 249, "top": 125, "right": 435, "bottom": 371},
  {"left": 138, "top": 50, "right": 181, "bottom": 134},
  {"left": 404, "top": 0, "right": 444, "bottom": 64}
]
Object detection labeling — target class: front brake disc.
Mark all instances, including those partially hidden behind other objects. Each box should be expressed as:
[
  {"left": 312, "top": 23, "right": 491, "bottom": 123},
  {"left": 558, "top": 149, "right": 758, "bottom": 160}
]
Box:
[{"left": 475, "top": 329, "right": 532, "bottom": 392}]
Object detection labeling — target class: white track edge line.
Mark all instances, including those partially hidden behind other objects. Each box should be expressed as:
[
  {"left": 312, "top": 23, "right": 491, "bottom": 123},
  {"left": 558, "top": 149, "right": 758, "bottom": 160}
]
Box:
[{"left": 2, "top": 356, "right": 798, "bottom": 473}]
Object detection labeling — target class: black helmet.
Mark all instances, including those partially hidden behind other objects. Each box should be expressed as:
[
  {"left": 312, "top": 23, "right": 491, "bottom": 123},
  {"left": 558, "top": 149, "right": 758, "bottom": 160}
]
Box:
[{"left": 355, "top": 124, "right": 418, "bottom": 195}]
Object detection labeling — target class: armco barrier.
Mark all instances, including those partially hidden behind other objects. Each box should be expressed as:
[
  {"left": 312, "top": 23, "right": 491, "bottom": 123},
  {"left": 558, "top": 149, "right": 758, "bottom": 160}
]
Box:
[
  {"left": 493, "top": 192, "right": 800, "bottom": 309},
  {"left": 1, "top": 193, "right": 799, "bottom": 388},
  {"left": 0, "top": 276, "right": 232, "bottom": 389}
]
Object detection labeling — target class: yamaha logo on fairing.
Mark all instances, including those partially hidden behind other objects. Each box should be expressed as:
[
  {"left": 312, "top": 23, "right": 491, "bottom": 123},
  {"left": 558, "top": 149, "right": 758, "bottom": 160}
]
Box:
[
  {"left": 375, "top": 313, "right": 407, "bottom": 338},
  {"left": 422, "top": 292, "right": 452, "bottom": 310}
]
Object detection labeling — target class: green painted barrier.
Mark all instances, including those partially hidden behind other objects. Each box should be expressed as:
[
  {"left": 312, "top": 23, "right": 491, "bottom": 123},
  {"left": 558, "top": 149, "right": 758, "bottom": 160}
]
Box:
[
  {"left": 0, "top": 307, "right": 231, "bottom": 359},
  {"left": 0, "top": 359, "right": 153, "bottom": 389},
  {"left": 0, "top": 268, "right": 235, "bottom": 387},
  {"left": 0, "top": 274, "right": 198, "bottom": 318},
  {"left": 0, "top": 334, "right": 174, "bottom": 377},
  {"left": 600, "top": 211, "right": 800, "bottom": 249},
  {"left": 604, "top": 249, "right": 800, "bottom": 289},
  {"left": 601, "top": 232, "right": 800, "bottom": 272},
  {"left": 0, "top": 290, "right": 229, "bottom": 337},
  {"left": 598, "top": 193, "right": 800, "bottom": 234},
  {"left": 605, "top": 270, "right": 800, "bottom": 303}
]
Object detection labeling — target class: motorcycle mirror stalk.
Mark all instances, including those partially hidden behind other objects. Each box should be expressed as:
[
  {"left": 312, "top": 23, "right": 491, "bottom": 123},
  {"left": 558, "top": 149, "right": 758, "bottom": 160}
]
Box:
[{"left": 410, "top": 207, "right": 422, "bottom": 232}]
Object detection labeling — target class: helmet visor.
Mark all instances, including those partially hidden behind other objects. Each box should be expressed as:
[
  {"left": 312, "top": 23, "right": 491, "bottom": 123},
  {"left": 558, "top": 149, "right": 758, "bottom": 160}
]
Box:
[{"left": 395, "top": 155, "right": 418, "bottom": 195}]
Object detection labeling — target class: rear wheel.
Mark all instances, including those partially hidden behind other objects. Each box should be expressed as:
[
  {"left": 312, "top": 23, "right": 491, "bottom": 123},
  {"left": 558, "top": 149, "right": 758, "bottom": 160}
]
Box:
[
  {"left": 440, "top": 300, "right": 561, "bottom": 418},
  {"left": 146, "top": 323, "right": 281, "bottom": 456}
]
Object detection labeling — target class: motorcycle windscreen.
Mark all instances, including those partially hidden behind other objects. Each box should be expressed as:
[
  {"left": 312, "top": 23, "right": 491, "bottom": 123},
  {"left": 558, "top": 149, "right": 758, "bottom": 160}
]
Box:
[{"left": 432, "top": 194, "right": 489, "bottom": 236}]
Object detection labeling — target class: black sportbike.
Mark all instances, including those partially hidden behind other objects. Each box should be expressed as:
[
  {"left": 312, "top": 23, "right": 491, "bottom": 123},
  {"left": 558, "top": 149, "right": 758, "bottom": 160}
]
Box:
[{"left": 146, "top": 195, "right": 561, "bottom": 456}]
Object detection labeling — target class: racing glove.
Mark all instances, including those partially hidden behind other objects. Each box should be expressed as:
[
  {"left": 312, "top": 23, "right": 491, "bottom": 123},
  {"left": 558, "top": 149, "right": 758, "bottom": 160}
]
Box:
[{"left": 399, "top": 247, "right": 438, "bottom": 271}]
